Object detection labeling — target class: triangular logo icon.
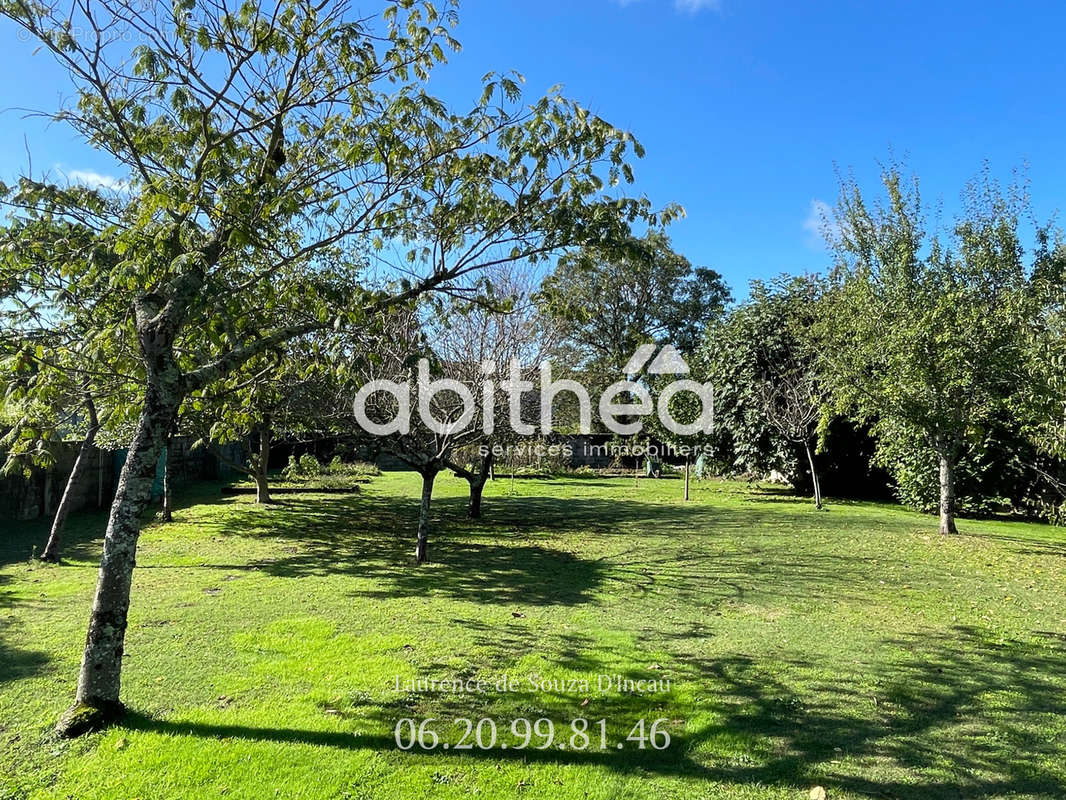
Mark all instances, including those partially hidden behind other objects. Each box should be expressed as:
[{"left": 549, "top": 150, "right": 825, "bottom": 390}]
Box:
[
  {"left": 623, "top": 344, "right": 658, "bottom": 375},
  {"left": 622, "top": 344, "right": 690, "bottom": 376},
  {"left": 647, "top": 345, "right": 689, "bottom": 374}
]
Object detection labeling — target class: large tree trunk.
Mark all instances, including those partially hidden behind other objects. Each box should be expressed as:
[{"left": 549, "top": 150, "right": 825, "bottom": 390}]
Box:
[
  {"left": 804, "top": 441, "right": 823, "bottom": 511},
  {"left": 939, "top": 451, "right": 958, "bottom": 534},
  {"left": 56, "top": 316, "right": 184, "bottom": 737},
  {"left": 468, "top": 479, "right": 485, "bottom": 519},
  {"left": 254, "top": 417, "right": 272, "bottom": 504},
  {"left": 55, "top": 398, "right": 177, "bottom": 736},
  {"left": 41, "top": 398, "right": 101, "bottom": 562},
  {"left": 415, "top": 468, "right": 438, "bottom": 564},
  {"left": 467, "top": 452, "right": 493, "bottom": 519}
]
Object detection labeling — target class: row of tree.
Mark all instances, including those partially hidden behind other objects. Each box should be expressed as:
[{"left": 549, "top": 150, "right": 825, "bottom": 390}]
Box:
[
  {"left": 2, "top": 0, "right": 1064, "bottom": 742},
  {"left": 7, "top": 169, "right": 1066, "bottom": 568},
  {"left": 0, "top": 0, "right": 673, "bottom": 736},
  {"left": 317, "top": 166, "right": 1066, "bottom": 551},
  {"left": 693, "top": 168, "right": 1066, "bottom": 532}
]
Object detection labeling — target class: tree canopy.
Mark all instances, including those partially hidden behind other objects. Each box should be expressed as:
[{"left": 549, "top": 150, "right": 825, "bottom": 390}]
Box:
[
  {"left": 539, "top": 230, "right": 730, "bottom": 373},
  {"left": 0, "top": 0, "right": 667, "bottom": 735},
  {"left": 817, "top": 166, "right": 1058, "bottom": 534}
]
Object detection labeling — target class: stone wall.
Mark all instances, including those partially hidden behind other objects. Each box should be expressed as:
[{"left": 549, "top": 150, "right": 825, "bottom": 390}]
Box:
[
  {"left": 0, "top": 445, "right": 114, "bottom": 522},
  {"left": 0, "top": 435, "right": 228, "bottom": 522}
]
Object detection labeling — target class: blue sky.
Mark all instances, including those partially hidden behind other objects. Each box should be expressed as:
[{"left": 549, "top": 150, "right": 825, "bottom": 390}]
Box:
[{"left": 1, "top": 0, "right": 1064, "bottom": 297}]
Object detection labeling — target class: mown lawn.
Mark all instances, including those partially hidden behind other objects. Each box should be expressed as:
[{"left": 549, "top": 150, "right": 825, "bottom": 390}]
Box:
[{"left": 2, "top": 472, "right": 1066, "bottom": 799}]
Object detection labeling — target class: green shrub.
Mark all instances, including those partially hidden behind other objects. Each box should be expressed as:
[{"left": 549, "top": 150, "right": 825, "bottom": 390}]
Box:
[
  {"left": 282, "top": 454, "right": 324, "bottom": 480},
  {"left": 283, "top": 454, "right": 380, "bottom": 482}
]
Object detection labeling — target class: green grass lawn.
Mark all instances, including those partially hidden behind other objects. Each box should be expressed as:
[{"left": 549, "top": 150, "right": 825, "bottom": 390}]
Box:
[{"left": 3, "top": 472, "right": 1066, "bottom": 799}]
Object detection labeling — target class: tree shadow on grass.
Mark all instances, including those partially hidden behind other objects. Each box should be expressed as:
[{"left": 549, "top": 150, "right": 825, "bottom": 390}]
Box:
[
  {"left": 969, "top": 531, "right": 1066, "bottom": 561},
  {"left": 404, "top": 622, "right": 1066, "bottom": 797},
  {"left": 205, "top": 492, "right": 885, "bottom": 611},
  {"left": 691, "top": 625, "right": 1066, "bottom": 798},
  {"left": 148, "top": 493, "right": 606, "bottom": 605},
  {"left": 0, "top": 511, "right": 104, "bottom": 568},
  {"left": 0, "top": 639, "right": 50, "bottom": 685},
  {"left": 0, "top": 574, "right": 51, "bottom": 684},
  {"left": 118, "top": 711, "right": 712, "bottom": 778},
  {"left": 349, "top": 541, "right": 608, "bottom": 606},
  {"left": 42, "top": 484, "right": 1062, "bottom": 797},
  {"left": 0, "top": 481, "right": 231, "bottom": 568},
  {"left": 111, "top": 623, "right": 1066, "bottom": 798}
]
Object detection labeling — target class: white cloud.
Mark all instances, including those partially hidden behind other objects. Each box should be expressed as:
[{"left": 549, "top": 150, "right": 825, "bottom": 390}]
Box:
[
  {"left": 64, "top": 169, "right": 130, "bottom": 192},
  {"left": 803, "top": 198, "right": 839, "bottom": 247},
  {"left": 674, "top": 0, "right": 721, "bottom": 11}
]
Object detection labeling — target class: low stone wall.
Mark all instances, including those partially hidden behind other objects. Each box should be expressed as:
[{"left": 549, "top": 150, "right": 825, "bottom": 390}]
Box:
[{"left": 0, "top": 445, "right": 113, "bottom": 522}]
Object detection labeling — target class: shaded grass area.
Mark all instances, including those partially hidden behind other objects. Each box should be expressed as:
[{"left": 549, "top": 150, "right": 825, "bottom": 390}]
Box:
[{"left": 2, "top": 474, "right": 1066, "bottom": 798}]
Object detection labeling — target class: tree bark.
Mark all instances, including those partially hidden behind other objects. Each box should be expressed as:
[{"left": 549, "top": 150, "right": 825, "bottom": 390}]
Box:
[
  {"left": 468, "top": 479, "right": 485, "bottom": 519},
  {"left": 804, "top": 441, "right": 823, "bottom": 510},
  {"left": 41, "top": 398, "right": 101, "bottom": 562},
  {"left": 55, "top": 395, "right": 177, "bottom": 736},
  {"left": 415, "top": 468, "right": 438, "bottom": 564},
  {"left": 254, "top": 417, "right": 272, "bottom": 504},
  {"left": 160, "top": 444, "right": 173, "bottom": 523},
  {"left": 468, "top": 452, "right": 493, "bottom": 518},
  {"left": 56, "top": 304, "right": 184, "bottom": 737},
  {"left": 56, "top": 272, "right": 324, "bottom": 737},
  {"left": 43, "top": 469, "right": 54, "bottom": 518},
  {"left": 939, "top": 450, "right": 958, "bottom": 534}
]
